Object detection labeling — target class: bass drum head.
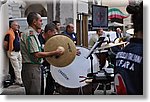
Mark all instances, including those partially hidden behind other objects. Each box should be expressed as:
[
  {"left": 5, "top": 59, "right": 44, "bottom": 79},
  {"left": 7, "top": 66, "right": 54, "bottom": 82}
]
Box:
[{"left": 51, "top": 46, "right": 99, "bottom": 94}]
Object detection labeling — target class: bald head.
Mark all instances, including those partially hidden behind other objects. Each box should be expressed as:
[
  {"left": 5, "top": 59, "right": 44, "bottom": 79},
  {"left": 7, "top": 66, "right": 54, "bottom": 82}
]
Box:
[
  {"left": 66, "top": 23, "right": 74, "bottom": 33},
  {"left": 10, "top": 21, "right": 19, "bottom": 31}
]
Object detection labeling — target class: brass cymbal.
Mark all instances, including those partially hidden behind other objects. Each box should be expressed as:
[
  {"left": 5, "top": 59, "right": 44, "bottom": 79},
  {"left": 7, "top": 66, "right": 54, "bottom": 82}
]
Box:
[
  {"left": 98, "top": 42, "right": 127, "bottom": 50},
  {"left": 44, "top": 34, "right": 76, "bottom": 67}
]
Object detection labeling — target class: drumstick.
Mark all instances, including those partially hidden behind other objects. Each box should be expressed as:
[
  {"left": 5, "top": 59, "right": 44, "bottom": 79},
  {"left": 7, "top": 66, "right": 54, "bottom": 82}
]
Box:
[
  {"left": 79, "top": 76, "right": 93, "bottom": 83},
  {"left": 79, "top": 76, "right": 87, "bottom": 78}
]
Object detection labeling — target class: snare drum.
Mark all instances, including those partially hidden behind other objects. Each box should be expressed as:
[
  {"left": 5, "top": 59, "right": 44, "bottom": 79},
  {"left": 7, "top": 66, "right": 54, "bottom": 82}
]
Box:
[{"left": 51, "top": 46, "right": 99, "bottom": 94}]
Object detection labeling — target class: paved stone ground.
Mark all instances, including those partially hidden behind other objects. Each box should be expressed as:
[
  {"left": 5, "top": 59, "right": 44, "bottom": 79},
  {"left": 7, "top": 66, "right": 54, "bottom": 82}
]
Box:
[
  {"left": 1, "top": 83, "right": 115, "bottom": 95},
  {"left": 1, "top": 85, "right": 25, "bottom": 95}
]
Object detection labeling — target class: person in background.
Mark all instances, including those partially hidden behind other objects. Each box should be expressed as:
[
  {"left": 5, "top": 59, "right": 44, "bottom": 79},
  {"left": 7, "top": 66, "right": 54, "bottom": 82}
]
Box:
[
  {"left": 3, "top": 20, "right": 23, "bottom": 86},
  {"left": 116, "top": 28, "right": 123, "bottom": 38},
  {"left": 114, "top": 1, "right": 143, "bottom": 95},
  {"left": 62, "top": 23, "right": 77, "bottom": 45},
  {"left": 88, "top": 28, "right": 106, "bottom": 48},
  {"left": 20, "top": 12, "right": 64, "bottom": 95},
  {"left": 53, "top": 20, "right": 61, "bottom": 34},
  {"left": 38, "top": 23, "right": 57, "bottom": 95}
]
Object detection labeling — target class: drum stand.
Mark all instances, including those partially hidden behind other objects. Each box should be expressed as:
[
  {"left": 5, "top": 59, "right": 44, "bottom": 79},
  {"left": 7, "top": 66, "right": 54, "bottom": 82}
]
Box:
[
  {"left": 94, "top": 69, "right": 113, "bottom": 95},
  {"left": 85, "top": 54, "right": 96, "bottom": 95},
  {"left": 86, "top": 51, "right": 114, "bottom": 95},
  {"left": 89, "top": 55, "right": 95, "bottom": 95},
  {"left": 95, "top": 83, "right": 107, "bottom": 95},
  {"left": 78, "top": 86, "right": 84, "bottom": 95}
]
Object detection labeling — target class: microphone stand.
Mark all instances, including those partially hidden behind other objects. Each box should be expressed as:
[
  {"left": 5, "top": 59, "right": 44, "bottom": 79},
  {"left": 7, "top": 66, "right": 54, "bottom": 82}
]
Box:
[
  {"left": 107, "top": 34, "right": 111, "bottom": 43},
  {"left": 86, "top": 42, "right": 99, "bottom": 77},
  {"left": 86, "top": 37, "right": 105, "bottom": 95}
]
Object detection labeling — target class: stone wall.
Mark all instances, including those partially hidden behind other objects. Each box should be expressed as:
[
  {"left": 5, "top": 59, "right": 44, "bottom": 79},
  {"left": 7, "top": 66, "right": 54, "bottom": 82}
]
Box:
[{"left": 0, "top": 1, "right": 9, "bottom": 93}]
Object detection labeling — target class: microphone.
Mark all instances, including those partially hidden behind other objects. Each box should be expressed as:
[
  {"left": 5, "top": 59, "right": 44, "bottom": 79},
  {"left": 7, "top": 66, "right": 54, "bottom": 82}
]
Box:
[
  {"left": 107, "top": 34, "right": 111, "bottom": 43},
  {"left": 98, "top": 37, "right": 105, "bottom": 46}
]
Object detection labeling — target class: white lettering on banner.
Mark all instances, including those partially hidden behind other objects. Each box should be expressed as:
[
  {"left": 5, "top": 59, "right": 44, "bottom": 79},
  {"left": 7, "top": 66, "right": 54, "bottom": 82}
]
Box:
[
  {"left": 133, "top": 54, "right": 142, "bottom": 63},
  {"left": 119, "top": 60, "right": 124, "bottom": 66},
  {"left": 116, "top": 52, "right": 142, "bottom": 63},
  {"left": 122, "top": 61, "right": 130, "bottom": 69},
  {"left": 129, "top": 63, "right": 134, "bottom": 71},
  {"left": 116, "top": 60, "right": 135, "bottom": 71},
  {"left": 128, "top": 53, "right": 134, "bottom": 61}
]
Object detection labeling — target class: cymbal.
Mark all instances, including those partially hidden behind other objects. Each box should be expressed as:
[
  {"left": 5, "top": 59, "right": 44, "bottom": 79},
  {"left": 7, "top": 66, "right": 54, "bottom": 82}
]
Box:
[
  {"left": 98, "top": 42, "right": 127, "bottom": 50},
  {"left": 44, "top": 34, "right": 76, "bottom": 67}
]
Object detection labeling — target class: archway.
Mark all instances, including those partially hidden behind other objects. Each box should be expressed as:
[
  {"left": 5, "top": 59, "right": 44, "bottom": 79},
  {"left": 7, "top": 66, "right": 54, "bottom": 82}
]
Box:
[{"left": 25, "top": 4, "right": 47, "bottom": 17}]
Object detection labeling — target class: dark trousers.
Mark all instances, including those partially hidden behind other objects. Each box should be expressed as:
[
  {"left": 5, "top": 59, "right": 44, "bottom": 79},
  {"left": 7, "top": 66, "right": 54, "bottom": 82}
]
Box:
[
  {"left": 45, "top": 71, "right": 55, "bottom": 95},
  {"left": 41, "top": 66, "right": 55, "bottom": 95}
]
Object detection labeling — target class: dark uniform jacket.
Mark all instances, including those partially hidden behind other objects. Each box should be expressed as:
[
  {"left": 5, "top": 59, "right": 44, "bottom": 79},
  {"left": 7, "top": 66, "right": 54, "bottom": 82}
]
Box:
[{"left": 115, "top": 38, "right": 143, "bottom": 95}]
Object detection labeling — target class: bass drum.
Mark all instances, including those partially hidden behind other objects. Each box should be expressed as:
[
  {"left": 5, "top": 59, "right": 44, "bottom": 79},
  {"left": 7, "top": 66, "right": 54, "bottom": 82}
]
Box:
[{"left": 51, "top": 46, "right": 99, "bottom": 94}]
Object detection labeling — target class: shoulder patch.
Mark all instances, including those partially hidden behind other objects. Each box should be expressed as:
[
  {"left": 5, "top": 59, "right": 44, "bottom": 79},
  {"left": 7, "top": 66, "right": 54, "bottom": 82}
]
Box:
[
  {"left": 114, "top": 73, "right": 127, "bottom": 95},
  {"left": 29, "top": 30, "right": 34, "bottom": 35}
]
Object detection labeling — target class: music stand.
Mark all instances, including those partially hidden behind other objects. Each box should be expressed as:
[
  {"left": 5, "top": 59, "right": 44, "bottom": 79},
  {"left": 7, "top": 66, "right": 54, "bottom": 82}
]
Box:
[
  {"left": 86, "top": 37, "right": 105, "bottom": 95},
  {"left": 86, "top": 37, "right": 105, "bottom": 59},
  {"left": 86, "top": 37, "right": 105, "bottom": 73}
]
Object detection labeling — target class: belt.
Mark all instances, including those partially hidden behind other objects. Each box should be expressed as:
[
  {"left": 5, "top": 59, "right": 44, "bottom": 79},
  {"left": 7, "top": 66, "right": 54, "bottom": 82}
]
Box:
[
  {"left": 14, "top": 50, "right": 20, "bottom": 52},
  {"left": 12, "top": 49, "right": 20, "bottom": 52}
]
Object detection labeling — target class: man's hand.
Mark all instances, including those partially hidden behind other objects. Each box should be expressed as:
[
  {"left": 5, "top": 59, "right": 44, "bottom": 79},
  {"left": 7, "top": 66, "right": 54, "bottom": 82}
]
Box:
[
  {"left": 55, "top": 46, "right": 65, "bottom": 56},
  {"left": 76, "top": 49, "right": 81, "bottom": 56}
]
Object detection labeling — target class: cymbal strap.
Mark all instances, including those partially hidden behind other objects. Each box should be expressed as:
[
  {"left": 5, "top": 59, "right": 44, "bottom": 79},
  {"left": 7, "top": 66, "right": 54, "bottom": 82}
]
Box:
[
  {"left": 67, "top": 43, "right": 72, "bottom": 52},
  {"left": 50, "top": 55, "right": 60, "bottom": 59},
  {"left": 55, "top": 55, "right": 60, "bottom": 59}
]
